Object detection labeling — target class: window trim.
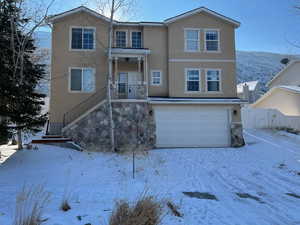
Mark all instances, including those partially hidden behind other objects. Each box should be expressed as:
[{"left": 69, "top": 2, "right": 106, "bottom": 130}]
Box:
[
  {"left": 204, "top": 28, "right": 221, "bottom": 53},
  {"left": 150, "top": 70, "right": 162, "bottom": 86},
  {"left": 185, "top": 68, "right": 201, "bottom": 93},
  {"left": 184, "top": 28, "right": 201, "bottom": 52},
  {"left": 115, "top": 29, "right": 128, "bottom": 48},
  {"left": 69, "top": 26, "right": 96, "bottom": 51},
  {"left": 205, "top": 68, "right": 222, "bottom": 93},
  {"left": 130, "top": 30, "right": 142, "bottom": 48},
  {"left": 68, "top": 67, "right": 96, "bottom": 93}
]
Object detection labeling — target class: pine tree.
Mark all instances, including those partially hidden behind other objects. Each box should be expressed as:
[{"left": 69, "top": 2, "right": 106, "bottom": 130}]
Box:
[{"left": 0, "top": 0, "right": 47, "bottom": 148}]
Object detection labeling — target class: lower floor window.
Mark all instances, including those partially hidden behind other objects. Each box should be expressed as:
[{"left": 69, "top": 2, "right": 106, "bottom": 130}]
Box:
[
  {"left": 70, "top": 68, "right": 95, "bottom": 92},
  {"left": 186, "top": 69, "right": 200, "bottom": 92},
  {"left": 206, "top": 69, "right": 220, "bottom": 92},
  {"left": 151, "top": 70, "right": 162, "bottom": 85}
]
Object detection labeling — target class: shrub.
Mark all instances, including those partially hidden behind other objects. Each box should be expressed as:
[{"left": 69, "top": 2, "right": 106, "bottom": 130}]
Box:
[
  {"left": 13, "top": 185, "right": 51, "bottom": 225},
  {"left": 109, "top": 196, "right": 162, "bottom": 225}
]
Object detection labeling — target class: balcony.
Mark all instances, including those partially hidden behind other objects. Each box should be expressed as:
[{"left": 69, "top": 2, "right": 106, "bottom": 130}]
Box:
[{"left": 112, "top": 83, "right": 147, "bottom": 100}]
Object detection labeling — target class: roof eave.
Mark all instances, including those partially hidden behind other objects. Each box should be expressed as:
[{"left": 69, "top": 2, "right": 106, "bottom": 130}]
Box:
[{"left": 164, "top": 7, "right": 240, "bottom": 28}]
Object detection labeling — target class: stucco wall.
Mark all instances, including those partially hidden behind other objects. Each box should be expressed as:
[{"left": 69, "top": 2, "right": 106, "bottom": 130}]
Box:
[
  {"left": 143, "top": 26, "right": 169, "bottom": 97},
  {"left": 167, "top": 11, "right": 237, "bottom": 98},
  {"left": 50, "top": 11, "right": 109, "bottom": 127},
  {"left": 253, "top": 89, "right": 300, "bottom": 116}
]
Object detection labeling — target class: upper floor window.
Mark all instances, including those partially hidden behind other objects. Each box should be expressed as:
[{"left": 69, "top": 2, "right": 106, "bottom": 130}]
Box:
[
  {"left": 71, "top": 27, "right": 95, "bottom": 50},
  {"left": 70, "top": 68, "right": 95, "bottom": 93},
  {"left": 131, "top": 31, "right": 142, "bottom": 48},
  {"left": 151, "top": 70, "right": 162, "bottom": 86},
  {"left": 206, "top": 69, "right": 221, "bottom": 92},
  {"left": 184, "top": 29, "right": 200, "bottom": 52},
  {"left": 186, "top": 69, "right": 200, "bottom": 92},
  {"left": 115, "top": 31, "right": 127, "bottom": 48},
  {"left": 205, "top": 29, "right": 219, "bottom": 52}
]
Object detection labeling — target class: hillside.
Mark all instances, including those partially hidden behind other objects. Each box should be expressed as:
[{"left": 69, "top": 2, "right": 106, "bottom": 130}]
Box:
[{"left": 34, "top": 31, "right": 299, "bottom": 93}]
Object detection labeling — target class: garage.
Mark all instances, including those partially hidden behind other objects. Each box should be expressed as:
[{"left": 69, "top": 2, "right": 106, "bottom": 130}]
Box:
[{"left": 153, "top": 105, "right": 231, "bottom": 148}]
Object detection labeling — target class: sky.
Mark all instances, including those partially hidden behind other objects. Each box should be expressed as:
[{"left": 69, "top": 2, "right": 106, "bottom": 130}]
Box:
[{"left": 47, "top": 0, "right": 300, "bottom": 54}]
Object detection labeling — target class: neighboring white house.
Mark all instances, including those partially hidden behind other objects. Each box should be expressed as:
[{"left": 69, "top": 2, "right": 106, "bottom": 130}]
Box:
[
  {"left": 237, "top": 80, "right": 261, "bottom": 103},
  {"left": 267, "top": 60, "right": 300, "bottom": 89},
  {"left": 252, "top": 86, "right": 300, "bottom": 116}
]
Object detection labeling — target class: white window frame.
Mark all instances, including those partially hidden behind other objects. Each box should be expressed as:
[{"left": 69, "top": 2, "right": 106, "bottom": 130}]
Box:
[
  {"left": 204, "top": 29, "right": 220, "bottom": 53},
  {"left": 150, "top": 70, "right": 162, "bottom": 86},
  {"left": 130, "top": 30, "right": 142, "bottom": 48},
  {"left": 69, "top": 67, "right": 96, "bottom": 93},
  {"left": 185, "top": 68, "right": 201, "bottom": 92},
  {"left": 69, "top": 26, "right": 96, "bottom": 51},
  {"left": 205, "top": 68, "right": 222, "bottom": 93},
  {"left": 184, "top": 28, "right": 201, "bottom": 52},
  {"left": 115, "top": 29, "right": 128, "bottom": 48}
]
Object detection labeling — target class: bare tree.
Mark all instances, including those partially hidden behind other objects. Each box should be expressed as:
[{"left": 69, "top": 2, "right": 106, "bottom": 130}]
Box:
[
  {"left": 83, "top": 0, "right": 136, "bottom": 152},
  {"left": 8, "top": 0, "right": 54, "bottom": 149}
]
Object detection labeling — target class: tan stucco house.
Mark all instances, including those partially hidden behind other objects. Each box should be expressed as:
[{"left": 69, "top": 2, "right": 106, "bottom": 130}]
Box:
[
  {"left": 48, "top": 6, "right": 245, "bottom": 151},
  {"left": 252, "top": 86, "right": 300, "bottom": 116},
  {"left": 267, "top": 60, "right": 300, "bottom": 89}
]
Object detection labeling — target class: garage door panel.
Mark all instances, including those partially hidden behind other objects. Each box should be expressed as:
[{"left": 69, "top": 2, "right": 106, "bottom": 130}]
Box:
[{"left": 154, "top": 106, "right": 230, "bottom": 148}]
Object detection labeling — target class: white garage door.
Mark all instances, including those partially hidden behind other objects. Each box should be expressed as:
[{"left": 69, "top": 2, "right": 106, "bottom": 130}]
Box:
[{"left": 154, "top": 105, "right": 230, "bottom": 148}]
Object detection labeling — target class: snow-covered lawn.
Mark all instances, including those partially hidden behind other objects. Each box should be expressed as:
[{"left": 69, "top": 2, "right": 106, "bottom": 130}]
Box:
[{"left": 0, "top": 129, "right": 300, "bottom": 225}]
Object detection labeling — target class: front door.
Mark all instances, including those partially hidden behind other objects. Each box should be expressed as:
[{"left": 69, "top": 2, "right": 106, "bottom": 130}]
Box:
[{"left": 128, "top": 72, "right": 141, "bottom": 99}]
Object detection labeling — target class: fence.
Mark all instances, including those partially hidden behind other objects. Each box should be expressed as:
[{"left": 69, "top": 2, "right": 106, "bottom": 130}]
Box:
[{"left": 242, "top": 107, "right": 300, "bottom": 131}]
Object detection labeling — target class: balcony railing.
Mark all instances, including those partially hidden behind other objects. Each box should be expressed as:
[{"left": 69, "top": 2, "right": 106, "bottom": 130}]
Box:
[{"left": 112, "top": 83, "right": 147, "bottom": 100}]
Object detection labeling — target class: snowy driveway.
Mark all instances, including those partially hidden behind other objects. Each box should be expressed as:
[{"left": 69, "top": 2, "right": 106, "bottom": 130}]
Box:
[{"left": 0, "top": 129, "right": 300, "bottom": 225}]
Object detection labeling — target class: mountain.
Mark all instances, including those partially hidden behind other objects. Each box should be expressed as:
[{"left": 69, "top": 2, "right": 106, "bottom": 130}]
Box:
[{"left": 33, "top": 31, "right": 299, "bottom": 93}]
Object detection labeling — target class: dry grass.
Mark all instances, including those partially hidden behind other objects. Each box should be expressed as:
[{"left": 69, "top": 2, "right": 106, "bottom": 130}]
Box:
[
  {"left": 60, "top": 199, "right": 71, "bottom": 212},
  {"left": 13, "top": 185, "right": 51, "bottom": 225},
  {"left": 166, "top": 201, "right": 183, "bottom": 218},
  {"left": 109, "top": 196, "right": 162, "bottom": 225}
]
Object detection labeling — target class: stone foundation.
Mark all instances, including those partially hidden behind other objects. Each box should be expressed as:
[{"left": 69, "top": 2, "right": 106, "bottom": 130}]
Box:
[
  {"left": 231, "top": 122, "right": 245, "bottom": 147},
  {"left": 63, "top": 101, "right": 156, "bottom": 152}
]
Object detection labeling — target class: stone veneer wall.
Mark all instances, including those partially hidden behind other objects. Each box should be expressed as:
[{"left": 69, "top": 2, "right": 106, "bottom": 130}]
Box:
[
  {"left": 63, "top": 101, "right": 156, "bottom": 152},
  {"left": 230, "top": 122, "right": 245, "bottom": 147}
]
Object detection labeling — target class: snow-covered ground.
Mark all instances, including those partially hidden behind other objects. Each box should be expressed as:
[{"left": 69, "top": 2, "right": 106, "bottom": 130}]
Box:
[{"left": 0, "top": 129, "right": 300, "bottom": 225}]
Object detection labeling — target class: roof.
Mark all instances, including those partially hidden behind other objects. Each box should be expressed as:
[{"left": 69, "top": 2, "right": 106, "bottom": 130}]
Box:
[
  {"left": 237, "top": 80, "right": 259, "bottom": 93},
  {"left": 267, "top": 60, "right": 300, "bottom": 87},
  {"left": 252, "top": 85, "right": 300, "bottom": 106},
  {"left": 164, "top": 7, "right": 240, "bottom": 27},
  {"left": 48, "top": 6, "right": 240, "bottom": 28}
]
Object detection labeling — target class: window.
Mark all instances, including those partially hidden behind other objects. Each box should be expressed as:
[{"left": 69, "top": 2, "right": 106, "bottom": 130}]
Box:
[
  {"left": 115, "top": 31, "right": 127, "bottom": 48},
  {"left": 205, "top": 30, "right": 219, "bottom": 52},
  {"left": 151, "top": 70, "right": 162, "bottom": 86},
  {"left": 206, "top": 69, "right": 221, "bottom": 92},
  {"left": 131, "top": 31, "right": 142, "bottom": 48},
  {"left": 71, "top": 27, "right": 95, "bottom": 50},
  {"left": 184, "top": 29, "right": 200, "bottom": 52},
  {"left": 186, "top": 69, "right": 200, "bottom": 92},
  {"left": 70, "top": 68, "right": 95, "bottom": 92}
]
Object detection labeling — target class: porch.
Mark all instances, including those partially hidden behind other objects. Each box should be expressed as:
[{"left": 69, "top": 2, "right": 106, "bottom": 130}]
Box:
[{"left": 110, "top": 48, "right": 150, "bottom": 99}]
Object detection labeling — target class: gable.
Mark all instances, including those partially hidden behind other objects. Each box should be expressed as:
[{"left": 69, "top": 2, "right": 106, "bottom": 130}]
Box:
[
  {"left": 267, "top": 61, "right": 300, "bottom": 88},
  {"left": 48, "top": 6, "right": 111, "bottom": 24},
  {"left": 164, "top": 7, "right": 240, "bottom": 28}
]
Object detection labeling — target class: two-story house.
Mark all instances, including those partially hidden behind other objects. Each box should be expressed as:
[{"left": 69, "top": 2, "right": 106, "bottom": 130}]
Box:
[{"left": 48, "top": 6, "right": 244, "bottom": 151}]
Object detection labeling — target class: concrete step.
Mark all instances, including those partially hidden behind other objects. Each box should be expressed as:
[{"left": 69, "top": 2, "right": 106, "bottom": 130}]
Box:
[
  {"left": 42, "top": 135, "right": 63, "bottom": 139},
  {"left": 32, "top": 138, "right": 72, "bottom": 144}
]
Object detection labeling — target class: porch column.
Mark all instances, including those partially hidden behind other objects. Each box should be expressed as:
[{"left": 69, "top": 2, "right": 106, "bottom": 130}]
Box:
[
  {"left": 137, "top": 57, "right": 141, "bottom": 74},
  {"left": 114, "top": 57, "right": 118, "bottom": 84},
  {"left": 143, "top": 56, "right": 146, "bottom": 84},
  {"left": 144, "top": 55, "right": 149, "bottom": 97}
]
